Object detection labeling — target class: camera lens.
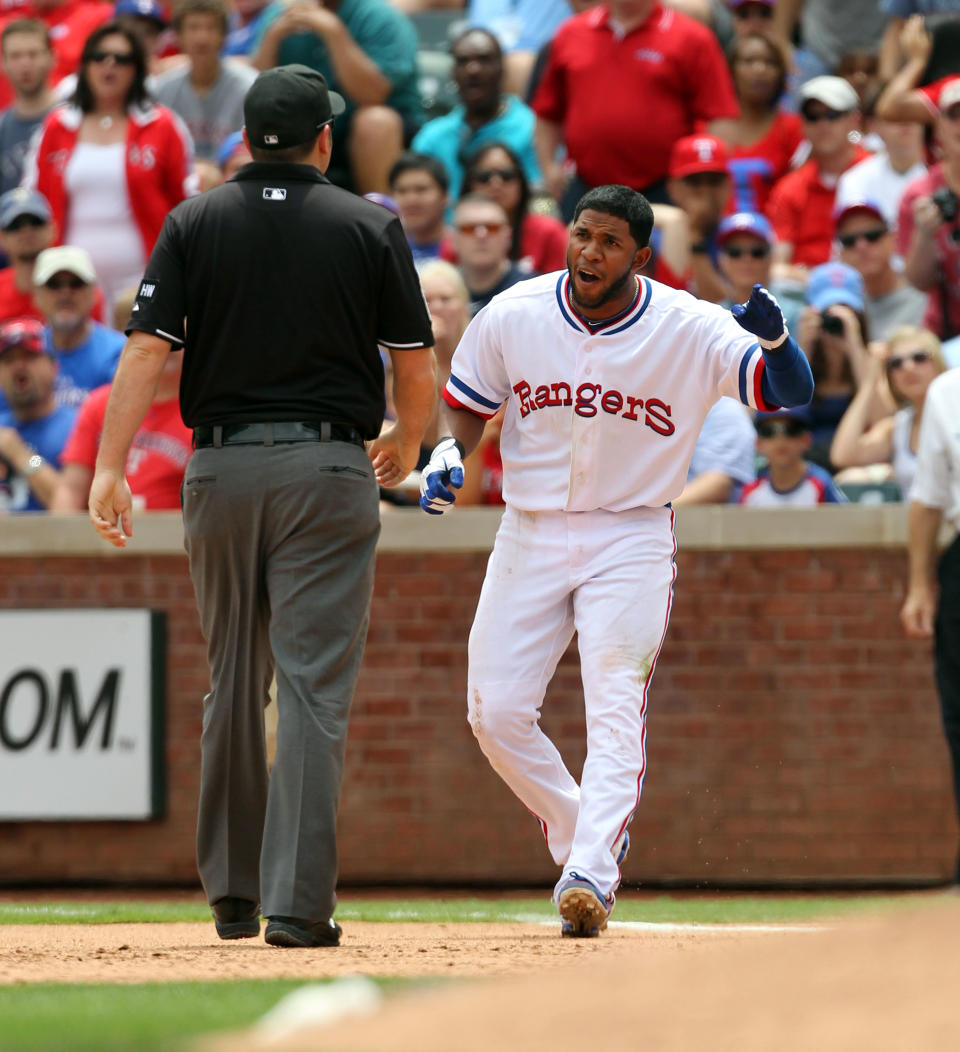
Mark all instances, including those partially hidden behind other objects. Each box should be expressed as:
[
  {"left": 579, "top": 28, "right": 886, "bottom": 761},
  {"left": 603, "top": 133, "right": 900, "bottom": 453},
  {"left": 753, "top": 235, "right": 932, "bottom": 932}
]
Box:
[{"left": 821, "top": 313, "right": 845, "bottom": 335}]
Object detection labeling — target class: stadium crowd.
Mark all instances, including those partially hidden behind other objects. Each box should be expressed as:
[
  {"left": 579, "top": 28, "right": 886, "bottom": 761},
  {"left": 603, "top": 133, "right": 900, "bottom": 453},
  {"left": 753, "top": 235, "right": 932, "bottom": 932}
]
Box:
[{"left": 1, "top": 0, "right": 960, "bottom": 514}]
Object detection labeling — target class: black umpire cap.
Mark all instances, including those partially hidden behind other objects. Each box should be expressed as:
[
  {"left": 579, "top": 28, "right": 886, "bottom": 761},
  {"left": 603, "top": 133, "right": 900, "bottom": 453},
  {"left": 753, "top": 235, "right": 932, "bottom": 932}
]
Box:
[{"left": 244, "top": 64, "right": 346, "bottom": 151}]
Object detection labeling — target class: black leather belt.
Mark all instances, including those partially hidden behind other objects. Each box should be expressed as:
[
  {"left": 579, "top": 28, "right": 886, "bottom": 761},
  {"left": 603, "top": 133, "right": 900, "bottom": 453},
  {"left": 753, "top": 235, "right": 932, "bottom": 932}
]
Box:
[{"left": 193, "top": 422, "right": 365, "bottom": 448}]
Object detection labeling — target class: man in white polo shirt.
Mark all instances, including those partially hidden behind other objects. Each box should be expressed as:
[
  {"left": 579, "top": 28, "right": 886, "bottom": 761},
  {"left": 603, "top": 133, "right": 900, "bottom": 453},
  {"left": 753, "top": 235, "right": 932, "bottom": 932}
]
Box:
[{"left": 901, "top": 366, "right": 960, "bottom": 884}]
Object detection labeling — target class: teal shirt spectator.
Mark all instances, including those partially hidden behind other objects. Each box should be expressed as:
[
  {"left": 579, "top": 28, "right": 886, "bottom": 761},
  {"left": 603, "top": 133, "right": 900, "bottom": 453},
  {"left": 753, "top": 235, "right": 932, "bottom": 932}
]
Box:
[
  {"left": 252, "top": 0, "right": 423, "bottom": 127},
  {"left": 412, "top": 95, "right": 540, "bottom": 213}
]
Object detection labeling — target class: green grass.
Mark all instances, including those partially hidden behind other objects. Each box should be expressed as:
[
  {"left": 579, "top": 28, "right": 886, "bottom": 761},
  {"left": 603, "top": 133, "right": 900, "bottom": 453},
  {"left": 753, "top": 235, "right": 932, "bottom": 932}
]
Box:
[
  {"left": 0, "top": 978, "right": 402, "bottom": 1052},
  {"left": 0, "top": 890, "right": 936, "bottom": 927}
]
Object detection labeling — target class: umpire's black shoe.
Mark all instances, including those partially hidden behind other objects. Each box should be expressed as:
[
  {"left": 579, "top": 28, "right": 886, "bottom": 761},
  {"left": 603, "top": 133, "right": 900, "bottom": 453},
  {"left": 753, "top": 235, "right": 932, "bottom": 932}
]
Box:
[
  {"left": 211, "top": 897, "right": 260, "bottom": 940},
  {"left": 264, "top": 916, "right": 342, "bottom": 948}
]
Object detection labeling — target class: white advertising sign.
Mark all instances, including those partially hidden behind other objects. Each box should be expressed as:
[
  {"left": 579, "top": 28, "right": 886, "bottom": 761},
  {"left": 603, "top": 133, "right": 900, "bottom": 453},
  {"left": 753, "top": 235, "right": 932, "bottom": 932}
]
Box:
[{"left": 0, "top": 609, "right": 164, "bottom": 820}]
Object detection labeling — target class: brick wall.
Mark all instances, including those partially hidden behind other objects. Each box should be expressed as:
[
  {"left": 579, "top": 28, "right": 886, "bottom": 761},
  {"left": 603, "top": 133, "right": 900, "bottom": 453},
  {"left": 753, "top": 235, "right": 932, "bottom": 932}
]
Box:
[{"left": 1, "top": 536, "right": 956, "bottom": 887}]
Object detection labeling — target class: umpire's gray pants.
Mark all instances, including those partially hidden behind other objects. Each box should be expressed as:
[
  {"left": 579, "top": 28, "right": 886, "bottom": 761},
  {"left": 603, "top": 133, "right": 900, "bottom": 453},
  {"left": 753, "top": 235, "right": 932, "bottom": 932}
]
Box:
[{"left": 182, "top": 439, "right": 379, "bottom": 922}]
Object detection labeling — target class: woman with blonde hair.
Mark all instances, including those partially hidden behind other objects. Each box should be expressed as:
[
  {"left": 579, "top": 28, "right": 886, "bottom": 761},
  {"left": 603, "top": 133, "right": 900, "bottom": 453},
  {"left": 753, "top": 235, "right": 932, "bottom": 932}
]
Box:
[{"left": 830, "top": 326, "right": 947, "bottom": 498}]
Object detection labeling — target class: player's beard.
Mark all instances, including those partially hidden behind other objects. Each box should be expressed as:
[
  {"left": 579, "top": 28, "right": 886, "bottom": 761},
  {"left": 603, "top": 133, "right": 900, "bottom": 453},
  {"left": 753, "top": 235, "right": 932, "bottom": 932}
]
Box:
[{"left": 568, "top": 262, "right": 636, "bottom": 315}]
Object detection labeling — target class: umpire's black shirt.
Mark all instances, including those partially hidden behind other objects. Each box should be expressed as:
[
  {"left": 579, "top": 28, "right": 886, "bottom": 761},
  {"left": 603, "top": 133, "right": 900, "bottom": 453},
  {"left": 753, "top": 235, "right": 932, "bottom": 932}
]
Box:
[{"left": 127, "top": 163, "right": 433, "bottom": 439}]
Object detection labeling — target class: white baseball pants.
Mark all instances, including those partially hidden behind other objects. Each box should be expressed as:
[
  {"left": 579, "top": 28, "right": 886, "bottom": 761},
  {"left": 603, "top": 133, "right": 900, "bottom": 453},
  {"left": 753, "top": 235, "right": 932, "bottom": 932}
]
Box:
[{"left": 467, "top": 504, "right": 677, "bottom": 903}]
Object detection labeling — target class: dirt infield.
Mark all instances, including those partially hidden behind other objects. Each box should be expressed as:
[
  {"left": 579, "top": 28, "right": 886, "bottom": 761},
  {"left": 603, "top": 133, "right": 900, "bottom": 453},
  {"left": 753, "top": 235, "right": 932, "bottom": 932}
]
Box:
[
  {"left": 0, "top": 916, "right": 759, "bottom": 985},
  {"left": 204, "top": 897, "right": 960, "bottom": 1052},
  {"left": 3, "top": 896, "right": 959, "bottom": 1051}
]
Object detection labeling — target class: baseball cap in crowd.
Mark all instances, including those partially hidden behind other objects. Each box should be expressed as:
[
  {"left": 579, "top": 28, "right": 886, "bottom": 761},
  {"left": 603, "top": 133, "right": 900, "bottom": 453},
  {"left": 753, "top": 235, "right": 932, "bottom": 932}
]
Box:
[
  {"left": 805, "top": 261, "right": 865, "bottom": 312},
  {"left": 244, "top": 64, "right": 345, "bottom": 151},
  {"left": 668, "top": 135, "right": 729, "bottom": 179},
  {"left": 0, "top": 317, "right": 46, "bottom": 356},
  {"left": 363, "top": 192, "right": 401, "bottom": 216},
  {"left": 0, "top": 188, "right": 52, "bottom": 231},
  {"left": 217, "top": 130, "right": 248, "bottom": 169},
  {"left": 833, "top": 198, "right": 886, "bottom": 231},
  {"left": 33, "top": 246, "right": 97, "bottom": 288},
  {"left": 799, "top": 76, "right": 859, "bottom": 115},
  {"left": 754, "top": 405, "right": 813, "bottom": 435},
  {"left": 716, "top": 211, "right": 774, "bottom": 247},
  {"left": 939, "top": 77, "right": 960, "bottom": 113},
  {"left": 114, "top": 0, "right": 167, "bottom": 26}
]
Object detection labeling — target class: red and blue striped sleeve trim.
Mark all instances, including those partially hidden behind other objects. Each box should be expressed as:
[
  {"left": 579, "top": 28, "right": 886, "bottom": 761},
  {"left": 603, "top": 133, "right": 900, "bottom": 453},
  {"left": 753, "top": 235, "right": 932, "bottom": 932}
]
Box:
[
  {"left": 442, "top": 375, "right": 501, "bottom": 419},
  {"left": 737, "top": 346, "right": 778, "bottom": 412}
]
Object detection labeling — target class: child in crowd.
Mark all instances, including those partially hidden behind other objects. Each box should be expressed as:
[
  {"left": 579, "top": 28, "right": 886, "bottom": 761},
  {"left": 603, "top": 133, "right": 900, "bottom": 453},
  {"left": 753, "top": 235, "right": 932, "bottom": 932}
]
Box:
[{"left": 740, "top": 408, "right": 847, "bottom": 506}]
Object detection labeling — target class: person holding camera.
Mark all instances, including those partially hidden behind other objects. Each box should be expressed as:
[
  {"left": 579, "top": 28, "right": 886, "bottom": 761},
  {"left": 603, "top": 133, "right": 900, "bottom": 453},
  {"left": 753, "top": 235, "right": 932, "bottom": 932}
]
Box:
[
  {"left": 797, "top": 261, "right": 876, "bottom": 473},
  {"left": 898, "top": 79, "right": 960, "bottom": 343}
]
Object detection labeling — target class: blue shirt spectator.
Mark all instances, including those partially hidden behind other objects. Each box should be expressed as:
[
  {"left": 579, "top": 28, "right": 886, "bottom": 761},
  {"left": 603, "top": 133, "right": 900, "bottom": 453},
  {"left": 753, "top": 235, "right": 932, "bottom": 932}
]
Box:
[
  {"left": 0, "top": 317, "right": 77, "bottom": 512},
  {"left": 412, "top": 28, "right": 540, "bottom": 213}
]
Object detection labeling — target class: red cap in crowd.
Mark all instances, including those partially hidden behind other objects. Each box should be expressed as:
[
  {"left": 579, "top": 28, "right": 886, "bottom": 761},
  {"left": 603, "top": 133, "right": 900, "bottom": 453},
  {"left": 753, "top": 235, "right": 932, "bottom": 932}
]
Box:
[
  {"left": 668, "top": 135, "right": 730, "bottom": 179},
  {"left": 0, "top": 317, "right": 46, "bottom": 356}
]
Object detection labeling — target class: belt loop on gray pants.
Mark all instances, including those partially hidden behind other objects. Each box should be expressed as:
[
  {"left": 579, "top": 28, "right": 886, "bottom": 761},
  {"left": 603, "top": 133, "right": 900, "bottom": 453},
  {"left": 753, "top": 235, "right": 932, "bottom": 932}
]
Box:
[
  {"left": 213, "top": 425, "right": 223, "bottom": 448},
  {"left": 264, "top": 422, "right": 275, "bottom": 447},
  {"left": 320, "top": 422, "right": 331, "bottom": 441}
]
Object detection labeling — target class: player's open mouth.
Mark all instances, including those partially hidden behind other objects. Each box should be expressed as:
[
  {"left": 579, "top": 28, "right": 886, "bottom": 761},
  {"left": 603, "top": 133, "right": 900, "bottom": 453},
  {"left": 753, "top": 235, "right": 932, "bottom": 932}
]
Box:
[{"left": 577, "top": 268, "right": 600, "bottom": 285}]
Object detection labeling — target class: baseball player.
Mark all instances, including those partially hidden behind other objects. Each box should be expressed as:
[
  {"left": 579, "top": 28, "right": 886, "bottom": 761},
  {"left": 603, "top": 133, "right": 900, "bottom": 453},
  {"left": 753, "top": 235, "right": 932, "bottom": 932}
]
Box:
[{"left": 420, "top": 185, "right": 814, "bottom": 937}]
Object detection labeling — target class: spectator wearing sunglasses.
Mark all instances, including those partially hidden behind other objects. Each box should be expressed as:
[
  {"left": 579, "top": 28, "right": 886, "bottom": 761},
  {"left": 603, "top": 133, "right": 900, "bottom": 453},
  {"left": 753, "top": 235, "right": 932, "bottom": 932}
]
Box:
[
  {"left": 739, "top": 407, "right": 845, "bottom": 505},
  {"left": 22, "top": 21, "right": 194, "bottom": 319},
  {"left": 831, "top": 325, "right": 947, "bottom": 499},
  {"left": 835, "top": 201, "right": 926, "bottom": 342},
  {"left": 768, "top": 76, "right": 868, "bottom": 279},
  {"left": 31, "top": 245, "right": 122, "bottom": 410},
  {"left": 459, "top": 141, "right": 567, "bottom": 275},
  {"left": 0, "top": 187, "right": 55, "bottom": 324},
  {"left": 412, "top": 29, "right": 541, "bottom": 213},
  {"left": 452, "top": 193, "right": 534, "bottom": 316},
  {"left": 715, "top": 210, "right": 803, "bottom": 334}
]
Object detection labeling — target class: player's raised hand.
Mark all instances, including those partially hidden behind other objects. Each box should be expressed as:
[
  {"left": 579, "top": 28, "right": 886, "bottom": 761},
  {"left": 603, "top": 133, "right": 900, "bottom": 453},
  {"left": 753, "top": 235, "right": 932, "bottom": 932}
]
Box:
[
  {"left": 731, "top": 284, "right": 787, "bottom": 345},
  {"left": 419, "top": 436, "right": 464, "bottom": 514}
]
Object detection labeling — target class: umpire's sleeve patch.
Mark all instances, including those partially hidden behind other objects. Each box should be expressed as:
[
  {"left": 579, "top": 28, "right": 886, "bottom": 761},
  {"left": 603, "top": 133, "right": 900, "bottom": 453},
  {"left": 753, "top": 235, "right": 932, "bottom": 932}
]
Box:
[{"left": 136, "top": 279, "right": 159, "bottom": 303}]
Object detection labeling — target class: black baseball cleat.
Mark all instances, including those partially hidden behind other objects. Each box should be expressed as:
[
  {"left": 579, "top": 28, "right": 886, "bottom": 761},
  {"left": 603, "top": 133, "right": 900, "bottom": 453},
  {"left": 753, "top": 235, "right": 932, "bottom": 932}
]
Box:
[
  {"left": 264, "top": 916, "right": 342, "bottom": 948},
  {"left": 211, "top": 897, "right": 261, "bottom": 940}
]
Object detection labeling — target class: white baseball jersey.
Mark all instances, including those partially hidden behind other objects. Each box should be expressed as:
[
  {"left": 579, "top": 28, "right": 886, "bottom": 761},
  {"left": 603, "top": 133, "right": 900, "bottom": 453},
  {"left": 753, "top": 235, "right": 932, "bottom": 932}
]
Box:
[
  {"left": 909, "top": 367, "right": 960, "bottom": 531},
  {"left": 443, "top": 271, "right": 776, "bottom": 512}
]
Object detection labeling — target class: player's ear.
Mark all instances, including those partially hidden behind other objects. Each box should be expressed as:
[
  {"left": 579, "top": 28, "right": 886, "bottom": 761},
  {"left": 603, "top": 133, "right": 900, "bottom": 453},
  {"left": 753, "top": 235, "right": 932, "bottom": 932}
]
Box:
[{"left": 633, "top": 245, "right": 653, "bottom": 272}]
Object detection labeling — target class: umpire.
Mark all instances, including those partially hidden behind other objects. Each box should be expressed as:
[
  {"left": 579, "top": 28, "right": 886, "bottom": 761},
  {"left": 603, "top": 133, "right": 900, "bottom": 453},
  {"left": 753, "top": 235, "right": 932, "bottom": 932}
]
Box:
[{"left": 88, "top": 64, "right": 436, "bottom": 947}]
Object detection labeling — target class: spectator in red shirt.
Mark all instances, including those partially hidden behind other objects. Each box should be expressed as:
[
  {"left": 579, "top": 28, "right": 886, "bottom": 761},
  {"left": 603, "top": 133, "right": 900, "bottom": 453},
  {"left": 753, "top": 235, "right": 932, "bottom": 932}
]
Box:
[
  {"left": 768, "top": 75, "right": 868, "bottom": 280},
  {"left": 898, "top": 78, "right": 960, "bottom": 342},
  {"left": 459, "top": 141, "right": 568, "bottom": 275},
  {"left": 708, "top": 32, "right": 803, "bottom": 216},
  {"left": 0, "top": 0, "right": 113, "bottom": 109},
  {"left": 531, "top": 0, "right": 739, "bottom": 219},
  {"left": 0, "top": 187, "right": 54, "bottom": 323},
  {"left": 51, "top": 345, "right": 191, "bottom": 511}
]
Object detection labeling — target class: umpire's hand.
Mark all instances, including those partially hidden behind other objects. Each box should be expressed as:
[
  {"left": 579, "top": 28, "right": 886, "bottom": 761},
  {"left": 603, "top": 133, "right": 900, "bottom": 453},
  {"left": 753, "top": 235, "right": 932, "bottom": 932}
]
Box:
[
  {"left": 419, "top": 437, "right": 464, "bottom": 514},
  {"left": 369, "top": 421, "right": 420, "bottom": 487},
  {"left": 89, "top": 468, "right": 133, "bottom": 548}
]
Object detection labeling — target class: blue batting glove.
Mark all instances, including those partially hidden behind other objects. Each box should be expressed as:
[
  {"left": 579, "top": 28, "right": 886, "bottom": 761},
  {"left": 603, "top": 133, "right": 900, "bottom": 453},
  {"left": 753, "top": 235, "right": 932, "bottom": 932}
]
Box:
[
  {"left": 731, "top": 283, "right": 787, "bottom": 345},
  {"left": 419, "top": 437, "right": 464, "bottom": 515}
]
